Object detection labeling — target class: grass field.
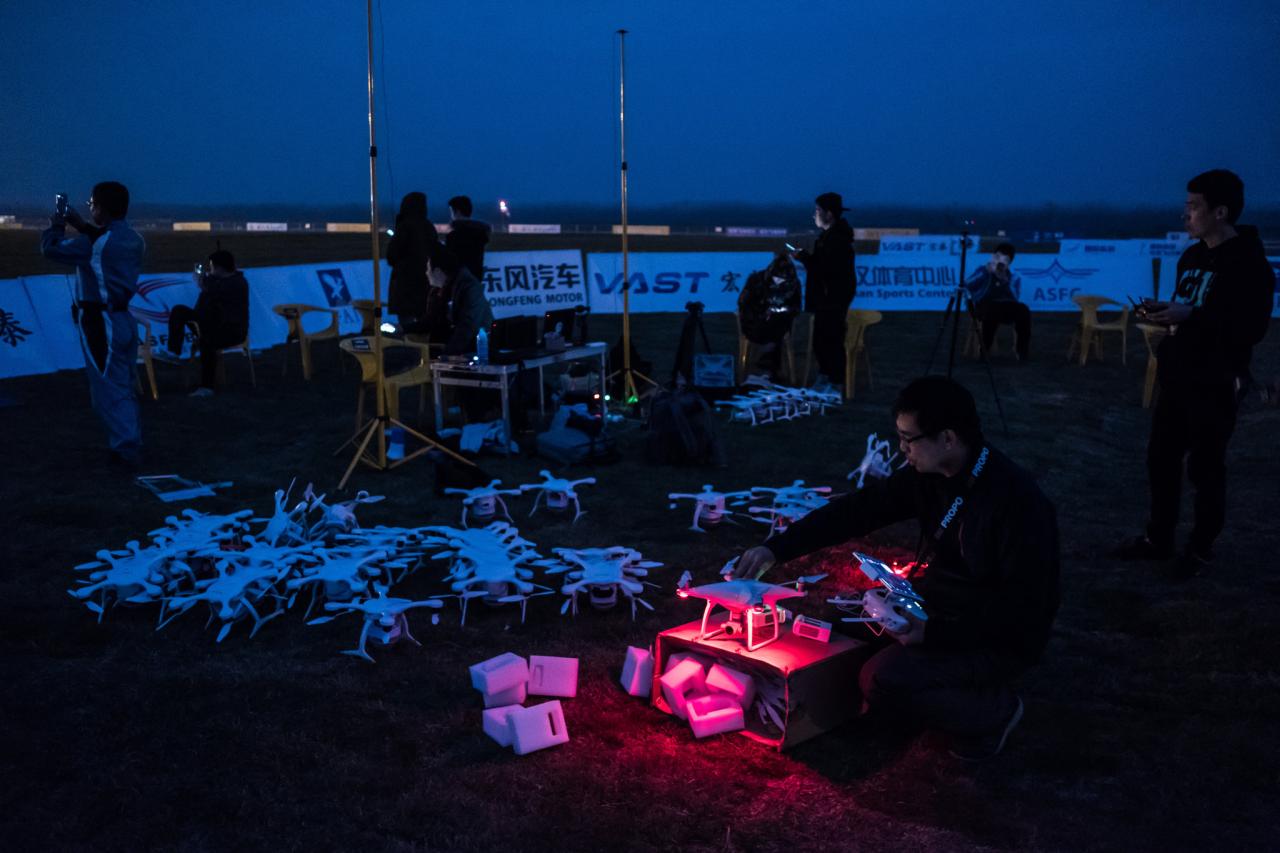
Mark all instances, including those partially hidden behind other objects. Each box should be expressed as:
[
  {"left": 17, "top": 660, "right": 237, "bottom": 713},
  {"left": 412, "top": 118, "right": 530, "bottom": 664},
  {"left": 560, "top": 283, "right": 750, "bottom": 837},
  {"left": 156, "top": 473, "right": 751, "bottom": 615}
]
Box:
[{"left": 2, "top": 293, "right": 1278, "bottom": 850}]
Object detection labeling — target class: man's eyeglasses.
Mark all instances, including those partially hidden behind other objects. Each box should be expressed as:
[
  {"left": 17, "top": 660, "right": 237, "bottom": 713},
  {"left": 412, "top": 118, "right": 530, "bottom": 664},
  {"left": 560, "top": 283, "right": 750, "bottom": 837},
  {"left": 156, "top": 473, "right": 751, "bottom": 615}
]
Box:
[{"left": 897, "top": 430, "right": 935, "bottom": 445}]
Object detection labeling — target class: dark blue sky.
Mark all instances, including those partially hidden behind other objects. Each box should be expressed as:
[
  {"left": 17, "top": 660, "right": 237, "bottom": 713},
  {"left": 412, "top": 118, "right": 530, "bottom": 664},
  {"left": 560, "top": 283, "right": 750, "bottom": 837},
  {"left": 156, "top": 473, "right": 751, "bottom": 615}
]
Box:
[{"left": 3, "top": 1, "right": 1278, "bottom": 214}]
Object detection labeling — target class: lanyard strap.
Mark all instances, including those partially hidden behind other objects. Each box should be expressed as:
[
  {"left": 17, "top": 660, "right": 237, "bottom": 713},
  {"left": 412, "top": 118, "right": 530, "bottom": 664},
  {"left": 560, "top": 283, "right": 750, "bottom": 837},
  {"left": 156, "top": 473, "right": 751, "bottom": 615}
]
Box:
[{"left": 910, "top": 445, "right": 990, "bottom": 573}]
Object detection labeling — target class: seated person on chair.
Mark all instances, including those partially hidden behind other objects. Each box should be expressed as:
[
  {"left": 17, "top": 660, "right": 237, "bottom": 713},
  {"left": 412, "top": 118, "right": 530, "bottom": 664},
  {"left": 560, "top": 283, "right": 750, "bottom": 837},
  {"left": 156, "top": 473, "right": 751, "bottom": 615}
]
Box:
[
  {"left": 731, "top": 376, "right": 1059, "bottom": 760},
  {"left": 963, "top": 242, "right": 1031, "bottom": 361},
  {"left": 737, "top": 252, "right": 801, "bottom": 377},
  {"left": 167, "top": 249, "right": 249, "bottom": 396},
  {"left": 427, "top": 243, "right": 493, "bottom": 356}
]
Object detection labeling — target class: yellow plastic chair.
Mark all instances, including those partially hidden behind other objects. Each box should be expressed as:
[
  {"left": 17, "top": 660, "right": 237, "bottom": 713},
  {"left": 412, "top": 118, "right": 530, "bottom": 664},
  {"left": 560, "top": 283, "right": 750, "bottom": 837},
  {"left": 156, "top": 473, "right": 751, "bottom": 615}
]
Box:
[
  {"left": 194, "top": 332, "right": 257, "bottom": 389},
  {"left": 792, "top": 313, "right": 818, "bottom": 387},
  {"left": 844, "top": 309, "right": 882, "bottom": 399},
  {"left": 1137, "top": 322, "right": 1168, "bottom": 408},
  {"left": 351, "top": 299, "right": 378, "bottom": 335},
  {"left": 339, "top": 336, "right": 433, "bottom": 425},
  {"left": 1066, "top": 295, "right": 1130, "bottom": 366},
  {"left": 735, "top": 314, "right": 798, "bottom": 385},
  {"left": 133, "top": 317, "right": 160, "bottom": 401},
  {"left": 273, "top": 303, "right": 339, "bottom": 380}
]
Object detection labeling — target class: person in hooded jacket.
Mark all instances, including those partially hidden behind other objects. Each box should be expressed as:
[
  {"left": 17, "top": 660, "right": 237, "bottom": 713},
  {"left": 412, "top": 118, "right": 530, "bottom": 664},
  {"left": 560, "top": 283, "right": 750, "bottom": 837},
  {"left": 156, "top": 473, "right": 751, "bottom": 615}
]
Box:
[
  {"left": 1117, "top": 169, "right": 1274, "bottom": 579},
  {"left": 445, "top": 195, "right": 492, "bottom": 281},
  {"left": 386, "top": 191, "right": 438, "bottom": 333},
  {"left": 737, "top": 252, "right": 802, "bottom": 377},
  {"left": 793, "top": 192, "right": 856, "bottom": 390},
  {"left": 166, "top": 249, "right": 249, "bottom": 396}
]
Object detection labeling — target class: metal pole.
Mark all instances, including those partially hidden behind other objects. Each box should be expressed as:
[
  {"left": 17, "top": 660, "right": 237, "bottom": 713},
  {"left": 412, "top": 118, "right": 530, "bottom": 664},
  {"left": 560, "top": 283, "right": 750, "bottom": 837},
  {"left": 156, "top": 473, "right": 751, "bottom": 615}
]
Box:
[
  {"left": 617, "top": 28, "right": 635, "bottom": 402},
  {"left": 367, "top": 0, "right": 386, "bottom": 464}
]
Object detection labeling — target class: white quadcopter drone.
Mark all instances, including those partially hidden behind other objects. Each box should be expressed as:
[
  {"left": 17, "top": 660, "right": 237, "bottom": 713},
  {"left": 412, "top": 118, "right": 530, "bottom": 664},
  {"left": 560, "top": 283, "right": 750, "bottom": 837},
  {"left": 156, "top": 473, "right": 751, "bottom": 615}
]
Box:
[
  {"left": 675, "top": 559, "right": 827, "bottom": 652},
  {"left": 307, "top": 586, "right": 445, "bottom": 663},
  {"left": 667, "top": 485, "right": 755, "bottom": 533},
  {"left": 68, "top": 540, "right": 188, "bottom": 621},
  {"left": 444, "top": 480, "right": 524, "bottom": 526},
  {"left": 847, "top": 433, "right": 906, "bottom": 490},
  {"left": 748, "top": 480, "right": 833, "bottom": 537},
  {"left": 159, "top": 560, "right": 290, "bottom": 643},
  {"left": 427, "top": 522, "right": 553, "bottom": 624},
  {"left": 545, "top": 546, "right": 661, "bottom": 618},
  {"left": 520, "top": 471, "right": 596, "bottom": 524},
  {"left": 827, "top": 551, "right": 928, "bottom": 635}
]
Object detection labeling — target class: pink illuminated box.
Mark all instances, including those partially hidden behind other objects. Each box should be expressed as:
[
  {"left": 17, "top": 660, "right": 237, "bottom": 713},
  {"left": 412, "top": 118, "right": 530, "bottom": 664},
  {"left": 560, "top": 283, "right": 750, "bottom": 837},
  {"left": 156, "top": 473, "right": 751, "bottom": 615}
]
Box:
[{"left": 652, "top": 613, "right": 870, "bottom": 749}]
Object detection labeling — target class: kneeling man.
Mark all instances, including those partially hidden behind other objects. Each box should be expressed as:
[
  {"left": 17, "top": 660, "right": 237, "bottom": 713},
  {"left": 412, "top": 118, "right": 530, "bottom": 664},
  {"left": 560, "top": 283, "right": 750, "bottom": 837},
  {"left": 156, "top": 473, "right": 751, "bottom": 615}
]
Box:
[{"left": 733, "top": 376, "right": 1059, "bottom": 759}]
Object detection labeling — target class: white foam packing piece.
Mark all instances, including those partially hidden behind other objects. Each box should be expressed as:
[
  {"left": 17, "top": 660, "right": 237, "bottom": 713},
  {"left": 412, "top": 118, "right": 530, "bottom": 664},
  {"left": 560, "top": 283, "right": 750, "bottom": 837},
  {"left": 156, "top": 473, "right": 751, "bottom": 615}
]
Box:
[
  {"left": 687, "top": 692, "right": 745, "bottom": 738},
  {"left": 470, "top": 652, "right": 529, "bottom": 695},
  {"left": 659, "top": 658, "right": 707, "bottom": 720},
  {"left": 620, "top": 646, "right": 654, "bottom": 697},
  {"left": 484, "top": 681, "right": 527, "bottom": 708},
  {"left": 483, "top": 704, "right": 521, "bottom": 747},
  {"left": 705, "top": 662, "right": 757, "bottom": 709},
  {"left": 528, "top": 655, "right": 578, "bottom": 698},
  {"left": 509, "top": 700, "right": 571, "bottom": 755},
  {"left": 664, "top": 650, "right": 712, "bottom": 674}
]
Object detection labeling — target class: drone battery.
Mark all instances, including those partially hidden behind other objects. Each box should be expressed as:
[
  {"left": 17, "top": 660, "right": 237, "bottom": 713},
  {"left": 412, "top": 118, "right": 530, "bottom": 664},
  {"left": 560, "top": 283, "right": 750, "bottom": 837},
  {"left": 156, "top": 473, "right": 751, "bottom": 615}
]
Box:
[
  {"left": 470, "top": 652, "right": 529, "bottom": 695},
  {"left": 792, "top": 615, "right": 832, "bottom": 643},
  {"left": 620, "top": 646, "right": 654, "bottom": 697},
  {"left": 483, "top": 704, "right": 521, "bottom": 747},
  {"left": 687, "top": 693, "right": 746, "bottom": 739},
  {"left": 509, "top": 701, "right": 571, "bottom": 755},
  {"left": 484, "top": 681, "right": 528, "bottom": 709},
  {"left": 659, "top": 658, "right": 707, "bottom": 719},
  {"left": 528, "top": 655, "right": 578, "bottom": 698},
  {"left": 705, "top": 663, "right": 757, "bottom": 709}
]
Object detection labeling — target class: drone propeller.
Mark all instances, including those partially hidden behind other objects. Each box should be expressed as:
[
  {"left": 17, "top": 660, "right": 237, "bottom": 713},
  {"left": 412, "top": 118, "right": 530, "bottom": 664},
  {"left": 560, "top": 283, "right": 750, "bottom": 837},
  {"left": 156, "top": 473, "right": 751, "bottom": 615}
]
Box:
[{"left": 307, "top": 615, "right": 338, "bottom": 625}]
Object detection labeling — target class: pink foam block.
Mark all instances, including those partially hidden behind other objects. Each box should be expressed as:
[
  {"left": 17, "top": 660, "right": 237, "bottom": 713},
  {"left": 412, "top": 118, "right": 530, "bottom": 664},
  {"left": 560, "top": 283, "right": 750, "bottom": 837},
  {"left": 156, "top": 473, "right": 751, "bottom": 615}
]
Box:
[
  {"left": 469, "top": 652, "right": 529, "bottom": 695},
  {"left": 687, "top": 692, "right": 745, "bottom": 738},
  {"left": 620, "top": 646, "right": 653, "bottom": 697},
  {"left": 509, "top": 700, "right": 571, "bottom": 755},
  {"left": 528, "top": 655, "right": 578, "bottom": 698},
  {"left": 483, "top": 681, "right": 527, "bottom": 708},
  {"left": 664, "top": 651, "right": 711, "bottom": 674},
  {"left": 705, "top": 662, "right": 757, "bottom": 709},
  {"left": 659, "top": 658, "right": 707, "bottom": 719},
  {"left": 482, "top": 704, "right": 521, "bottom": 747}
]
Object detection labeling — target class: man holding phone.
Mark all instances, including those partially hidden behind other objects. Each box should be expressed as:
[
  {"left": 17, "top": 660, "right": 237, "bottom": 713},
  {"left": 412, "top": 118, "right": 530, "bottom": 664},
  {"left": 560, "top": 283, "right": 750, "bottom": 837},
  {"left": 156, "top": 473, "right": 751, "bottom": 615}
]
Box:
[
  {"left": 963, "top": 243, "right": 1031, "bottom": 361},
  {"left": 40, "top": 182, "right": 146, "bottom": 468},
  {"left": 1116, "top": 169, "right": 1273, "bottom": 578}
]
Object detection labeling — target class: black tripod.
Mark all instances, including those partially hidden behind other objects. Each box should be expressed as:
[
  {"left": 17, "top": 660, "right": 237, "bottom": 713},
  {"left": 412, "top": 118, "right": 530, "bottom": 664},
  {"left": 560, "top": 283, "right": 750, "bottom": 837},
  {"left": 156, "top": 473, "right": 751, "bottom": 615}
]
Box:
[{"left": 924, "top": 227, "right": 1010, "bottom": 436}]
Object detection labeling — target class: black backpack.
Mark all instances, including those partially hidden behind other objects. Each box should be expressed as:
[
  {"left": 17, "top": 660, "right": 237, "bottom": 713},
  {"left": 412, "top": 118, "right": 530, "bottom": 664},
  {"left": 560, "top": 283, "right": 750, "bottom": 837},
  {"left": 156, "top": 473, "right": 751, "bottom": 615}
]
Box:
[{"left": 645, "top": 386, "right": 727, "bottom": 466}]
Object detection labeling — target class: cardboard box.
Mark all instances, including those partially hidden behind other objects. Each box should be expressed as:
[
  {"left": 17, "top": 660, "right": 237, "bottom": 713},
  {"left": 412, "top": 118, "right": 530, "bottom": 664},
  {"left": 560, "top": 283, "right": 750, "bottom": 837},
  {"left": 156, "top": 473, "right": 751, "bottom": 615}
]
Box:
[{"left": 652, "top": 614, "right": 871, "bottom": 749}]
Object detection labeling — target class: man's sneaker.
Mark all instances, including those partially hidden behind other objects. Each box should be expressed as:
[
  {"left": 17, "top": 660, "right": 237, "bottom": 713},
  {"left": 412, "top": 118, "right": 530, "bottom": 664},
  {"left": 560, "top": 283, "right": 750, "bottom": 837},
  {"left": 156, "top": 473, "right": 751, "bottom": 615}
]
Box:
[
  {"left": 188, "top": 387, "right": 214, "bottom": 398},
  {"left": 1163, "top": 549, "right": 1210, "bottom": 581},
  {"left": 1113, "top": 535, "right": 1174, "bottom": 561},
  {"left": 949, "top": 695, "right": 1024, "bottom": 762}
]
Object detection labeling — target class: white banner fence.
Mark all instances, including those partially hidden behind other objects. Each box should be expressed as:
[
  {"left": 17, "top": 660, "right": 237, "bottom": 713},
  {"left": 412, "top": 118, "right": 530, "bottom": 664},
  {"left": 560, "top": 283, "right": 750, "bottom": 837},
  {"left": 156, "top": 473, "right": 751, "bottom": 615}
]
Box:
[{"left": 2, "top": 244, "right": 1276, "bottom": 379}]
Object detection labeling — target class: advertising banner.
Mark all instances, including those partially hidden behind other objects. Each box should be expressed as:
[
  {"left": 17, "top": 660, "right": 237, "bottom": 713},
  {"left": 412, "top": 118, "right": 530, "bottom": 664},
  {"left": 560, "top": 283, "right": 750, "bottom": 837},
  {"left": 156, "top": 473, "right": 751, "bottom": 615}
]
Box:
[
  {"left": 585, "top": 252, "right": 775, "bottom": 314},
  {"left": 480, "top": 250, "right": 587, "bottom": 319}
]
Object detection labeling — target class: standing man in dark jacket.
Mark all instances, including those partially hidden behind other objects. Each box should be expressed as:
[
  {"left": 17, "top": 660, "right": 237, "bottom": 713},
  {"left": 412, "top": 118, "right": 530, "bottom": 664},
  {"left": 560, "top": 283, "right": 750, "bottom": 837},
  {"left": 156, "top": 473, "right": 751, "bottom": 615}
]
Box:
[
  {"left": 40, "top": 181, "right": 146, "bottom": 467},
  {"left": 1117, "top": 169, "right": 1274, "bottom": 579},
  {"left": 427, "top": 244, "right": 493, "bottom": 356},
  {"left": 734, "top": 376, "right": 1060, "bottom": 760},
  {"left": 794, "top": 192, "right": 856, "bottom": 391},
  {"left": 386, "top": 192, "right": 438, "bottom": 333},
  {"left": 445, "top": 195, "right": 492, "bottom": 281},
  {"left": 166, "top": 249, "right": 250, "bottom": 397}
]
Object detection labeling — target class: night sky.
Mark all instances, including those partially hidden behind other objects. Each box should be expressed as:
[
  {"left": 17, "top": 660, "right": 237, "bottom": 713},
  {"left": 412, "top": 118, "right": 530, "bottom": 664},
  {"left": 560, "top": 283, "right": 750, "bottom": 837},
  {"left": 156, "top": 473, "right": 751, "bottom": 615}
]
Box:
[{"left": 3, "top": 0, "right": 1278, "bottom": 213}]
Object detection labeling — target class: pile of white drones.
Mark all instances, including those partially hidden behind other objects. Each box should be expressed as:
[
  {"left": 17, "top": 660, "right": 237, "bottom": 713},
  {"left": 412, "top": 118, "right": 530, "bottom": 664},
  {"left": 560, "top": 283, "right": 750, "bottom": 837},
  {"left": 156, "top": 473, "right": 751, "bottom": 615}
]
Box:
[
  {"left": 714, "top": 378, "right": 842, "bottom": 427},
  {"left": 68, "top": 476, "right": 662, "bottom": 662},
  {"left": 668, "top": 480, "right": 833, "bottom": 536}
]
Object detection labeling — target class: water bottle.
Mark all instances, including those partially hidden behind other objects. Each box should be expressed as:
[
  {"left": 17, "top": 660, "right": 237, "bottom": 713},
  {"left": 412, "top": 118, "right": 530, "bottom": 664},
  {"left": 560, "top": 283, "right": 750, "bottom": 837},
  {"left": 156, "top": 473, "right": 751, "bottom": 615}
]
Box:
[
  {"left": 475, "top": 326, "right": 489, "bottom": 364},
  {"left": 387, "top": 426, "right": 405, "bottom": 461}
]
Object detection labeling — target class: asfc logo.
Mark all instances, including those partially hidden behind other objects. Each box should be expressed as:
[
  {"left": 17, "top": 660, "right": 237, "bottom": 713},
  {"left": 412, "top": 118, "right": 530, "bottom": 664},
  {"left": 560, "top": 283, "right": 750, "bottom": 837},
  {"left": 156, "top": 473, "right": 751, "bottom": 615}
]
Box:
[{"left": 130, "top": 276, "right": 194, "bottom": 324}]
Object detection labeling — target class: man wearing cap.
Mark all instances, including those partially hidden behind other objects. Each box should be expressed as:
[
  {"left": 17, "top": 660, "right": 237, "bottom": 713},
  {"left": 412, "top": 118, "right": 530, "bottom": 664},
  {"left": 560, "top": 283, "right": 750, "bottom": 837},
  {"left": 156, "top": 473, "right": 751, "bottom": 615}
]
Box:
[{"left": 793, "top": 192, "right": 856, "bottom": 391}]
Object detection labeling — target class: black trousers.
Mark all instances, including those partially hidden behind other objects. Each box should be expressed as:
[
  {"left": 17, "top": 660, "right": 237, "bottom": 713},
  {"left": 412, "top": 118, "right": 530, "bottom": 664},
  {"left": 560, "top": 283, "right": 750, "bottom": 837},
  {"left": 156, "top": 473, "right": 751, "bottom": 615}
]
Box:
[
  {"left": 812, "top": 308, "right": 849, "bottom": 383},
  {"left": 977, "top": 301, "right": 1031, "bottom": 359},
  {"left": 169, "top": 305, "right": 241, "bottom": 389},
  {"left": 858, "top": 642, "right": 1024, "bottom": 737},
  {"left": 1146, "top": 379, "right": 1238, "bottom": 555}
]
